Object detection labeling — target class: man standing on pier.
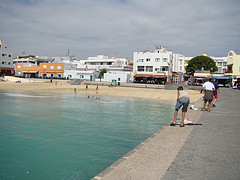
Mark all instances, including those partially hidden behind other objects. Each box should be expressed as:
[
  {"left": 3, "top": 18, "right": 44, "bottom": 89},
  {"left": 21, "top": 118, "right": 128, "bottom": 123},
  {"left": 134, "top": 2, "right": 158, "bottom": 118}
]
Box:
[{"left": 201, "top": 78, "right": 215, "bottom": 112}]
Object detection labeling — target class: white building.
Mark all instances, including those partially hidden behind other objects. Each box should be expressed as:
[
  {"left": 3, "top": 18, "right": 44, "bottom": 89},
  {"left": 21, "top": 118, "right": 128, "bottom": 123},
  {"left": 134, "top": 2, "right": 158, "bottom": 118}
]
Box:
[
  {"left": 0, "top": 40, "right": 14, "bottom": 76},
  {"left": 210, "top": 56, "right": 227, "bottom": 74},
  {"left": 71, "top": 55, "right": 132, "bottom": 83},
  {"left": 172, "top": 53, "right": 185, "bottom": 74},
  {"left": 133, "top": 46, "right": 172, "bottom": 83},
  {"left": 76, "top": 55, "right": 128, "bottom": 71},
  {"left": 53, "top": 55, "right": 80, "bottom": 64},
  {"left": 64, "top": 69, "right": 98, "bottom": 81},
  {"left": 13, "top": 55, "right": 50, "bottom": 66}
]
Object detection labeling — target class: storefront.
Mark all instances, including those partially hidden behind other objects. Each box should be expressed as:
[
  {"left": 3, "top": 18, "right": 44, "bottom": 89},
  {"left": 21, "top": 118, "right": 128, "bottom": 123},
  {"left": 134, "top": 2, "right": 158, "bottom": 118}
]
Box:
[{"left": 134, "top": 74, "right": 167, "bottom": 84}]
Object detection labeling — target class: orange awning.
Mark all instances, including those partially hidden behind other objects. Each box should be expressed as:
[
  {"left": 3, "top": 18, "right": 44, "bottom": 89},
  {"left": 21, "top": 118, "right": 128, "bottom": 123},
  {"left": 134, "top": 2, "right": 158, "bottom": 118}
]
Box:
[
  {"left": 153, "top": 75, "right": 167, "bottom": 78},
  {"left": 134, "top": 74, "right": 153, "bottom": 78}
]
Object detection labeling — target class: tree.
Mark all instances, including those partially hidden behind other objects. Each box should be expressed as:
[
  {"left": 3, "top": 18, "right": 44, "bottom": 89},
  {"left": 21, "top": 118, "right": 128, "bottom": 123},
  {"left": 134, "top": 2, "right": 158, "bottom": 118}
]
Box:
[
  {"left": 99, "top": 68, "right": 107, "bottom": 77},
  {"left": 186, "top": 55, "right": 218, "bottom": 75}
]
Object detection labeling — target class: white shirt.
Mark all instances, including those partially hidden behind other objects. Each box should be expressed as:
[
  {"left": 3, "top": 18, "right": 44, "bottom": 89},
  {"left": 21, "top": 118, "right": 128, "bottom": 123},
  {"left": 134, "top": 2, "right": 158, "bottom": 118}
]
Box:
[
  {"left": 203, "top": 81, "right": 215, "bottom": 91},
  {"left": 179, "top": 90, "right": 189, "bottom": 98}
]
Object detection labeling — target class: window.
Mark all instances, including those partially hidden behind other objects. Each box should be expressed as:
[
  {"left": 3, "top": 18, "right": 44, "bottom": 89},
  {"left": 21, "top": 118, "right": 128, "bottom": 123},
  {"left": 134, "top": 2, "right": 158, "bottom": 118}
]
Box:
[
  {"left": 163, "top": 58, "right": 168, "bottom": 62},
  {"left": 217, "top": 62, "right": 222, "bottom": 66},
  {"left": 179, "top": 66, "right": 182, "bottom": 71},
  {"left": 2, "top": 62, "right": 4, "bottom": 64},
  {"left": 179, "top": 60, "right": 182, "bottom": 65},
  {"left": 2, "top": 54, "right": 4, "bottom": 56},
  {"left": 8, "top": 62, "right": 10, "bottom": 65},
  {"left": 218, "top": 67, "right": 222, "bottom": 73},
  {"left": 146, "top": 58, "right": 150, "bottom": 62},
  {"left": 80, "top": 75, "right": 84, "bottom": 78},
  {"left": 18, "top": 65, "right": 21, "bottom": 68},
  {"left": 57, "top": 66, "right": 62, "bottom": 69},
  {"left": 155, "top": 58, "right": 160, "bottom": 62},
  {"left": 161, "top": 66, "right": 169, "bottom": 71},
  {"left": 50, "top": 66, "right": 54, "bottom": 69},
  {"left": 223, "top": 62, "right": 227, "bottom": 66},
  {"left": 138, "top": 59, "right": 144, "bottom": 62},
  {"left": 146, "top": 66, "right": 153, "bottom": 72},
  {"left": 137, "top": 66, "right": 144, "bottom": 72},
  {"left": 155, "top": 68, "right": 160, "bottom": 71},
  {"left": 43, "top": 65, "right": 47, "bottom": 68},
  {"left": 9, "top": 55, "right": 11, "bottom": 57}
]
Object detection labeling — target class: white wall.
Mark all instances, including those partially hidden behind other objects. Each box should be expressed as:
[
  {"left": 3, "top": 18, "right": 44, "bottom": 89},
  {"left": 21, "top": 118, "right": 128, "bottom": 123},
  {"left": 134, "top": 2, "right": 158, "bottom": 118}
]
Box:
[
  {"left": 64, "top": 70, "right": 97, "bottom": 81},
  {"left": 103, "top": 73, "right": 130, "bottom": 83}
]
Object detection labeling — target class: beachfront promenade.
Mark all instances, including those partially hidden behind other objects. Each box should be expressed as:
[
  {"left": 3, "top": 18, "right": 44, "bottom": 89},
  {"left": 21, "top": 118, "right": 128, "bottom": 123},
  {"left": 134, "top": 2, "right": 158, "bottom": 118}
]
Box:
[
  {"left": 163, "top": 88, "right": 240, "bottom": 179},
  {"left": 93, "top": 88, "right": 240, "bottom": 179}
]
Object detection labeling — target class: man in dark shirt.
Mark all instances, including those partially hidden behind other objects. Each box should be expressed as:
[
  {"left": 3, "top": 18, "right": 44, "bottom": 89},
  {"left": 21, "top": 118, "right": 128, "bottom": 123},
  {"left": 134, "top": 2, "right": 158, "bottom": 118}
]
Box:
[{"left": 212, "top": 78, "right": 220, "bottom": 107}]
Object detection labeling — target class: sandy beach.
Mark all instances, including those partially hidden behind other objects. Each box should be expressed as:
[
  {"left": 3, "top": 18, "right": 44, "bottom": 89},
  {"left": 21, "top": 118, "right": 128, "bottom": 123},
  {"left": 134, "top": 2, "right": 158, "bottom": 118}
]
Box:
[{"left": 0, "top": 77, "right": 203, "bottom": 102}]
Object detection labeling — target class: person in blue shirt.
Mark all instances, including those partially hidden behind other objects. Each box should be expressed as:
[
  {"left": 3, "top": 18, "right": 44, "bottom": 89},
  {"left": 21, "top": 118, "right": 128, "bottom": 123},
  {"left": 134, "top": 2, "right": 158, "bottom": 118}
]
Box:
[{"left": 212, "top": 78, "right": 220, "bottom": 107}]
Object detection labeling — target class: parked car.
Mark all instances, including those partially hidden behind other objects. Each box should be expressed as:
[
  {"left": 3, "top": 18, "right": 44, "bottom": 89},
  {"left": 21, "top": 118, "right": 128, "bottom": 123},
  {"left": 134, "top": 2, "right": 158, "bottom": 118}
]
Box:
[
  {"left": 188, "top": 78, "right": 204, "bottom": 86},
  {"left": 233, "top": 80, "right": 240, "bottom": 90}
]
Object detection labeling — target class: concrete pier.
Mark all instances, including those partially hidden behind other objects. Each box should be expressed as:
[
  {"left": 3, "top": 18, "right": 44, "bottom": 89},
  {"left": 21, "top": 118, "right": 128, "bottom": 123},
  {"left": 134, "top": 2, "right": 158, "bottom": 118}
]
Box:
[{"left": 93, "top": 88, "right": 240, "bottom": 180}]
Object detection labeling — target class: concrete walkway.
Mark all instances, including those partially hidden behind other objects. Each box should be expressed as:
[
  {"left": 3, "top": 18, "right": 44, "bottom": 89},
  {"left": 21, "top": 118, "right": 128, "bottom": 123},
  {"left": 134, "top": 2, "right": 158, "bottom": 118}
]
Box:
[
  {"left": 163, "top": 88, "right": 240, "bottom": 179},
  {"left": 93, "top": 91, "right": 204, "bottom": 180},
  {"left": 93, "top": 88, "right": 240, "bottom": 180}
]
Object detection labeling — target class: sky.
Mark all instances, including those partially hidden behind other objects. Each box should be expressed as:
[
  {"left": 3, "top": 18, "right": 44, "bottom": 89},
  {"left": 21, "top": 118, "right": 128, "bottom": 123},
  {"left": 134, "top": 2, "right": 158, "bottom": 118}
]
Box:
[{"left": 0, "top": 0, "right": 239, "bottom": 60}]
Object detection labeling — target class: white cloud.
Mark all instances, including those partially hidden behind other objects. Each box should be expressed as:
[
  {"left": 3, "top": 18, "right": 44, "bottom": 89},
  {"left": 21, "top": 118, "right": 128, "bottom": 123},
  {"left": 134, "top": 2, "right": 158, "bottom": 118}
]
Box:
[{"left": 0, "top": 0, "right": 239, "bottom": 59}]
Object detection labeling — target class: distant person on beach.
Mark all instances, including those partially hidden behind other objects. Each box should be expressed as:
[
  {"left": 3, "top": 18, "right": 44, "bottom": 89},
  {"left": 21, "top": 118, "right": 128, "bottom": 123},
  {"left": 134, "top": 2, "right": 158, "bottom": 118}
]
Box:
[
  {"left": 74, "top": 88, "right": 77, "bottom": 94},
  {"left": 86, "top": 84, "right": 88, "bottom": 89},
  {"left": 212, "top": 78, "right": 220, "bottom": 107},
  {"left": 170, "top": 86, "right": 190, "bottom": 127},
  {"left": 96, "top": 85, "right": 98, "bottom": 94},
  {"left": 201, "top": 78, "right": 215, "bottom": 112}
]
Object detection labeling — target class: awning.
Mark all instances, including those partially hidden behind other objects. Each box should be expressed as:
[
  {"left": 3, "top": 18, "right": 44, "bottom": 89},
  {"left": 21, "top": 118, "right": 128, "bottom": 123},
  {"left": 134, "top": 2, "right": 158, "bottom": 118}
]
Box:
[
  {"left": 153, "top": 75, "right": 167, "bottom": 78},
  {"left": 134, "top": 74, "right": 153, "bottom": 78},
  {"left": 172, "top": 72, "right": 180, "bottom": 76},
  {"left": 183, "top": 74, "right": 191, "bottom": 77}
]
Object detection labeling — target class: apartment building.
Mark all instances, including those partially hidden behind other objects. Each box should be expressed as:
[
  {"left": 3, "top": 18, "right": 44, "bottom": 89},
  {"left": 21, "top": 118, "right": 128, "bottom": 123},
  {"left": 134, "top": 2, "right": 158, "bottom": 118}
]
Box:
[
  {"left": 70, "top": 55, "right": 132, "bottom": 82},
  {"left": 76, "top": 55, "right": 128, "bottom": 71},
  {"left": 133, "top": 46, "right": 172, "bottom": 84},
  {"left": 211, "top": 56, "right": 227, "bottom": 74},
  {"left": 15, "top": 62, "right": 64, "bottom": 78},
  {"left": 0, "top": 40, "right": 14, "bottom": 76}
]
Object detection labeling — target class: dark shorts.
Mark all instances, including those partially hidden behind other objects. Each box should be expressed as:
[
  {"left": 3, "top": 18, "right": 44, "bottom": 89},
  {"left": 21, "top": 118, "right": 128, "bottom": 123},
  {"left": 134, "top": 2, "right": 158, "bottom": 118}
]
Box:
[
  {"left": 204, "top": 90, "right": 213, "bottom": 102},
  {"left": 175, "top": 97, "right": 190, "bottom": 111}
]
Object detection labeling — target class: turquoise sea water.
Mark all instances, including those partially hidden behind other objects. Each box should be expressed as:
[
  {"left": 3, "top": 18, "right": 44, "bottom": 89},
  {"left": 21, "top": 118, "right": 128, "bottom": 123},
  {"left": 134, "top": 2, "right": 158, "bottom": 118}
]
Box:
[{"left": 0, "top": 90, "right": 174, "bottom": 180}]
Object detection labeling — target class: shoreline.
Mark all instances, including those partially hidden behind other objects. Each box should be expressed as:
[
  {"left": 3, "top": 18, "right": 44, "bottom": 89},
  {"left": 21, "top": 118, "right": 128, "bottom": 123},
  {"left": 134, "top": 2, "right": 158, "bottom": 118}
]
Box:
[{"left": 0, "top": 80, "right": 203, "bottom": 102}]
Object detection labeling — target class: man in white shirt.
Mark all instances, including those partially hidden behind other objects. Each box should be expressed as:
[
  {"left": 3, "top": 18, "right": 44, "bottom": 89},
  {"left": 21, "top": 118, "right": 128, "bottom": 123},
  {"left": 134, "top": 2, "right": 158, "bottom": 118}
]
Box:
[{"left": 201, "top": 78, "right": 215, "bottom": 112}]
